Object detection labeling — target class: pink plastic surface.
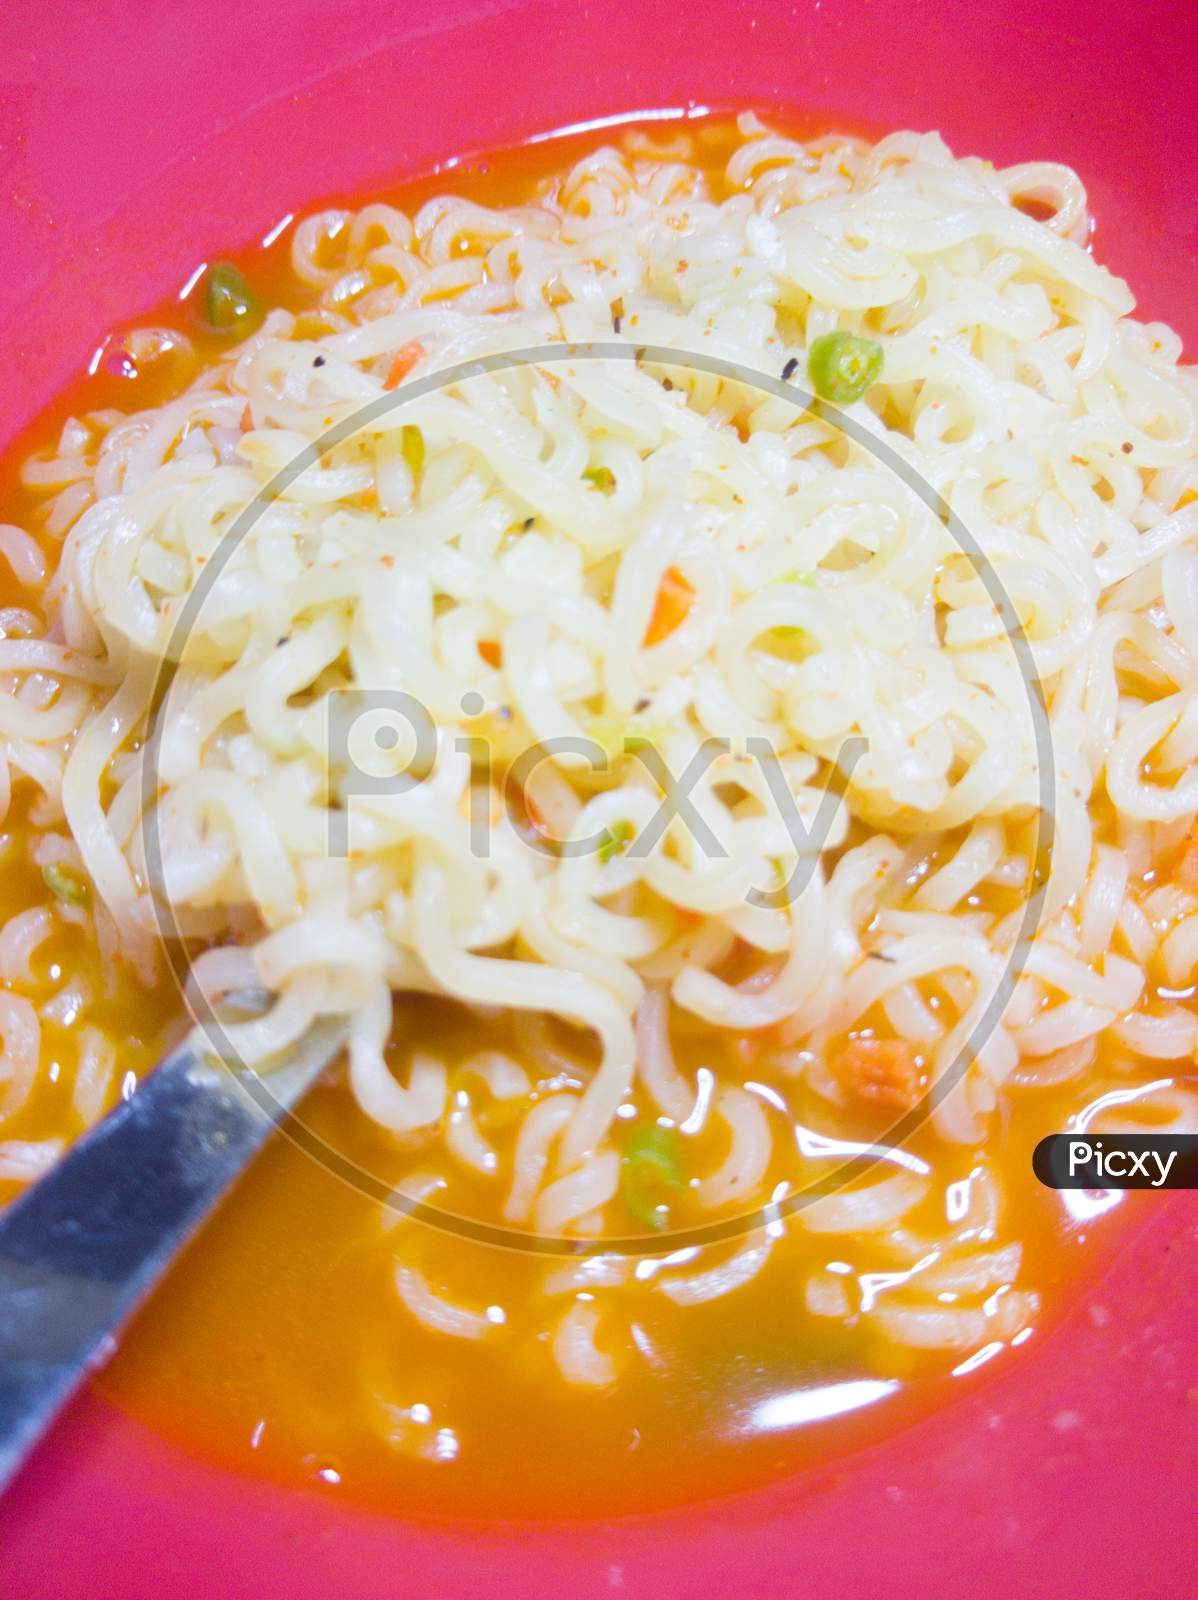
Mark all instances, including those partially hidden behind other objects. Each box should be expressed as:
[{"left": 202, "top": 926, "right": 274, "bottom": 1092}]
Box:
[{"left": 1, "top": 1, "right": 1196, "bottom": 1593}]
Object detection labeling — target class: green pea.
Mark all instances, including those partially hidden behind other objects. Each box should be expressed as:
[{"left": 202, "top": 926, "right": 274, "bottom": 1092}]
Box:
[
  {"left": 202, "top": 262, "right": 263, "bottom": 334},
  {"left": 620, "top": 1121, "right": 684, "bottom": 1229},
  {"left": 806, "top": 331, "right": 884, "bottom": 404}
]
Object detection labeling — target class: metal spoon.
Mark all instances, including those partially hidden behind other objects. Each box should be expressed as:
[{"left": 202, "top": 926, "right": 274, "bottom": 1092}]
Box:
[{"left": 0, "top": 1003, "right": 347, "bottom": 1492}]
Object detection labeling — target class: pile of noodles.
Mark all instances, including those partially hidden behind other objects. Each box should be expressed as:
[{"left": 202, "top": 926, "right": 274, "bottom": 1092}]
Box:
[{"left": 3, "top": 114, "right": 1198, "bottom": 1385}]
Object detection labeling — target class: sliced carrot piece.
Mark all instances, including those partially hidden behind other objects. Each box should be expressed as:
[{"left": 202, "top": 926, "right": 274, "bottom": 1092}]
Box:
[
  {"left": 729, "top": 1035, "right": 761, "bottom": 1069},
  {"left": 644, "top": 566, "right": 695, "bottom": 647},
  {"left": 478, "top": 639, "right": 503, "bottom": 667},
  {"left": 833, "top": 1037, "right": 923, "bottom": 1111},
  {"left": 1177, "top": 488, "right": 1198, "bottom": 511},
  {"left": 1176, "top": 837, "right": 1198, "bottom": 893},
  {"left": 1012, "top": 194, "right": 1056, "bottom": 223},
  {"left": 384, "top": 340, "right": 426, "bottom": 391},
  {"left": 523, "top": 791, "right": 549, "bottom": 838}
]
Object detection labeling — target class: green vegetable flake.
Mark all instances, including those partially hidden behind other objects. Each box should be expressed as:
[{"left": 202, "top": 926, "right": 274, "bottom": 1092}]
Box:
[
  {"left": 583, "top": 465, "right": 615, "bottom": 493},
  {"left": 597, "top": 819, "right": 635, "bottom": 864},
  {"left": 401, "top": 424, "right": 425, "bottom": 476},
  {"left": 586, "top": 711, "right": 664, "bottom": 762},
  {"left": 42, "top": 863, "right": 89, "bottom": 906},
  {"left": 620, "top": 1121, "right": 685, "bottom": 1230},
  {"left": 202, "top": 262, "right": 263, "bottom": 334},
  {"left": 769, "top": 571, "right": 815, "bottom": 643},
  {"left": 806, "top": 331, "right": 884, "bottom": 405}
]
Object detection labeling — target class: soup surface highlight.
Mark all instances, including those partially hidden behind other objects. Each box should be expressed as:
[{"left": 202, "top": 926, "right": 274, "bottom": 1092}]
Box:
[{"left": 0, "top": 113, "right": 1195, "bottom": 1517}]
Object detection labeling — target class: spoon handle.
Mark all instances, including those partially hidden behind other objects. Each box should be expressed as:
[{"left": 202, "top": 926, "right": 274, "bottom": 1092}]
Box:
[{"left": 0, "top": 1016, "right": 346, "bottom": 1492}]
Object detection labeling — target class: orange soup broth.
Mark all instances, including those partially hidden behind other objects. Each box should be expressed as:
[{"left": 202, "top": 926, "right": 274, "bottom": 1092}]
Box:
[{"left": 0, "top": 112, "right": 1168, "bottom": 1519}]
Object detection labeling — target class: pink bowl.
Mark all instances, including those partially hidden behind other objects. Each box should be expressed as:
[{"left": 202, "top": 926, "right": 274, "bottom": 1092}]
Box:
[{"left": 1, "top": 1, "right": 1197, "bottom": 1593}]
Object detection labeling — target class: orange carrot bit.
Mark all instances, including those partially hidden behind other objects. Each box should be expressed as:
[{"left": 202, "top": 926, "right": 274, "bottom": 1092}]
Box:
[
  {"left": 644, "top": 566, "right": 695, "bottom": 647},
  {"left": 240, "top": 403, "right": 253, "bottom": 431},
  {"left": 1177, "top": 488, "right": 1198, "bottom": 511},
  {"left": 729, "top": 1034, "right": 762, "bottom": 1069},
  {"left": 384, "top": 340, "right": 426, "bottom": 391},
  {"left": 834, "top": 1037, "right": 923, "bottom": 1111},
  {"left": 523, "top": 790, "right": 549, "bottom": 838},
  {"left": 1176, "top": 835, "right": 1198, "bottom": 893},
  {"left": 1012, "top": 194, "right": 1056, "bottom": 223},
  {"left": 478, "top": 639, "right": 503, "bottom": 667}
]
